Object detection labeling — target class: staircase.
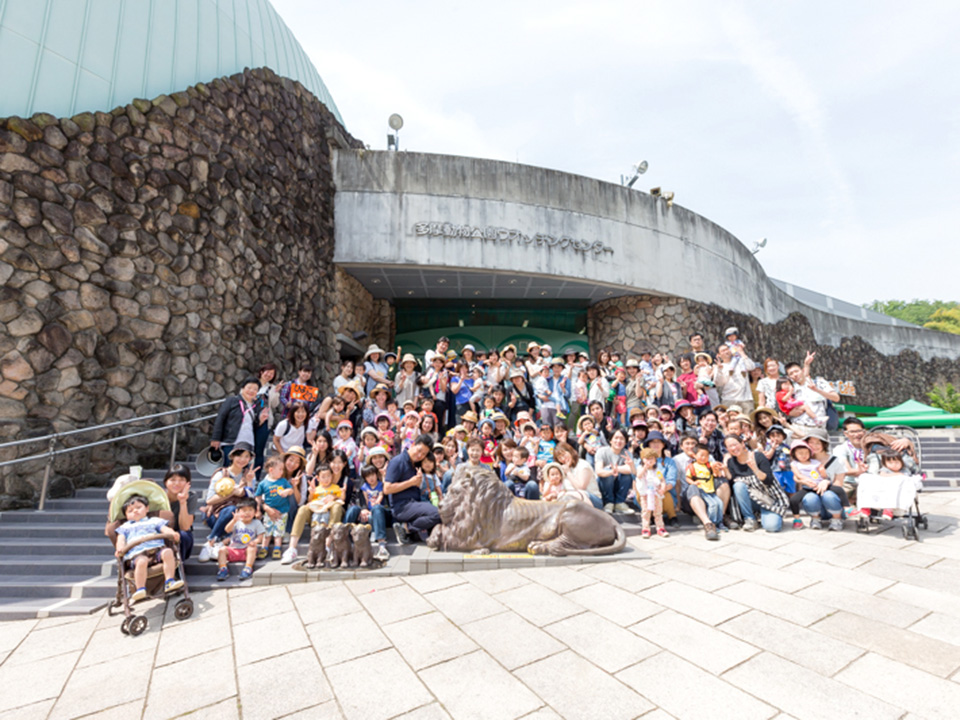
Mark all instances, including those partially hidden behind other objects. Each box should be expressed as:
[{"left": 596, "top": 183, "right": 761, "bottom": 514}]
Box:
[
  {"left": 0, "top": 461, "right": 316, "bottom": 620},
  {"left": 918, "top": 431, "right": 960, "bottom": 489}
]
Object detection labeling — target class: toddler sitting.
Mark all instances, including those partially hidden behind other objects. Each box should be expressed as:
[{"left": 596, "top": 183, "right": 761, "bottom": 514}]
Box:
[
  {"left": 114, "top": 494, "right": 184, "bottom": 601},
  {"left": 217, "top": 498, "right": 263, "bottom": 581}
]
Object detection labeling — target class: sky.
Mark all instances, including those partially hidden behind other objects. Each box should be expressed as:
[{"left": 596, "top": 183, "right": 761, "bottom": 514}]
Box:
[{"left": 273, "top": 0, "right": 959, "bottom": 305}]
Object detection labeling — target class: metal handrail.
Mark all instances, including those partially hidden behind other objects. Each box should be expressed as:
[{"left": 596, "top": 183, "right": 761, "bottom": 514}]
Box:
[
  {"left": 0, "top": 414, "right": 217, "bottom": 471},
  {"left": 0, "top": 395, "right": 224, "bottom": 510},
  {"left": 0, "top": 398, "right": 222, "bottom": 451}
]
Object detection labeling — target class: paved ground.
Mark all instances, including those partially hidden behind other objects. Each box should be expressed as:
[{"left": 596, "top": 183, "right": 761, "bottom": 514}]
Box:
[{"left": 3, "top": 491, "right": 960, "bottom": 720}]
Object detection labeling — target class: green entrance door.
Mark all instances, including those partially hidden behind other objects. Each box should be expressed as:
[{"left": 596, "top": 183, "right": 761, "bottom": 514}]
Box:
[{"left": 394, "top": 325, "right": 589, "bottom": 362}]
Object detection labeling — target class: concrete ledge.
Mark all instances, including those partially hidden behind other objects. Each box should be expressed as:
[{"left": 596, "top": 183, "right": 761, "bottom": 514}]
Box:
[{"left": 232, "top": 543, "right": 647, "bottom": 588}]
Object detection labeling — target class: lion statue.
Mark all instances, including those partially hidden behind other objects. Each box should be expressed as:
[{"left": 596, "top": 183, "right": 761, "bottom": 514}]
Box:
[{"left": 427, "top": 465, "right": 626, "bottom": 556}]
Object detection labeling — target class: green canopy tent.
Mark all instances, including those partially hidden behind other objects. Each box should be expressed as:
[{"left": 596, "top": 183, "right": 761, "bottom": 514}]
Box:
[{"left": 862, "top": 399, "right": 960, "bottom": 428}]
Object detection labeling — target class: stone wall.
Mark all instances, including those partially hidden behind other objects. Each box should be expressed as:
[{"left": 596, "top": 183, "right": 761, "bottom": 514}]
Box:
[
  {"left": 589, "top": 294, "right": 960, "bottom": 408},
  {"left": 0, "top": 68, "right": 360, "bottom": 508},
  {"left": 328, "top": 267, "right": 395, "bottom": 366}
]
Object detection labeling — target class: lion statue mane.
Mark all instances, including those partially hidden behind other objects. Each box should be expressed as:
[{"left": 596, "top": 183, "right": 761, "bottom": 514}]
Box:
[{"left": 427, "top": 465, "right": 626, "bottom": 556}]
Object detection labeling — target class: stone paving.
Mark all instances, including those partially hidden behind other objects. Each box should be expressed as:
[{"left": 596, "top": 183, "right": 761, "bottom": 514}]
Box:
[{"left": 3, "top": 491, "right": 960, "bottom": 720}]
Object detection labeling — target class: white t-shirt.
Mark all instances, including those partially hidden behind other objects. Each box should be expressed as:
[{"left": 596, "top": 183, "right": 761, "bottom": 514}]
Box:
[
  {"left": 791, "top": 377, "right": 831, "bottom": 426},
  {"left": 273, "top": 420, "right": 307, "bottom": 453}
]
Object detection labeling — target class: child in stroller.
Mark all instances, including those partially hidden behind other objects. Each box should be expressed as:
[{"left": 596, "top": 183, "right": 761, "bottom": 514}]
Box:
[{"left": 114, "top": 494, "right": 184, "bottom": 601}]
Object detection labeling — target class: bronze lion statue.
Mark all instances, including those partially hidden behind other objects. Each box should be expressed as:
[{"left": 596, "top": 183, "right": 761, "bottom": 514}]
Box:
[{"left": 427, "top": 465, "right": 626, "bottom": 556}]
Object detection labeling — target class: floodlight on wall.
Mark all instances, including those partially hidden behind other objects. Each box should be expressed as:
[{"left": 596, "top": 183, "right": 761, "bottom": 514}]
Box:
[
  {"left": 387, "top": 113, "right": 403, "bottom": 151},
  {"left": 751, "top": 238, "right": 768, "bottom": 255},
  {"left": 650, "top": 187, "right": 661, "bottom": 197},
  {"left": 621, "top": 160, "right": 649, "bottom": 188},
  {"left": 662, "top": 191, "right": 675, "bottom": 208}
]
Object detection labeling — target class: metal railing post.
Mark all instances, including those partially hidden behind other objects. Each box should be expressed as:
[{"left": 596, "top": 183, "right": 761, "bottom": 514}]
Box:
[
  {"left": 37, "top": 435, "right": 57, "bottom": 511},
  {"left": 169, "top": 408, "right": 180, "bottom": 469}
]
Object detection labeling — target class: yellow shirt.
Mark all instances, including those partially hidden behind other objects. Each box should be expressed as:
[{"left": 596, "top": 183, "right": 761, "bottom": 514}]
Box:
[
  {"left": 307, "top": 483, "right": 342, "bottom": 512},
  {"left": 686, "top": 462, "right": 716, "bottom": 494}
]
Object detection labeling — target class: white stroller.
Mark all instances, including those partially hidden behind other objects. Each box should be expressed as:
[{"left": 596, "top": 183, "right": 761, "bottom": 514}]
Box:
[{"left": 855, "top": 473, "right": 926, "bottom": 540}]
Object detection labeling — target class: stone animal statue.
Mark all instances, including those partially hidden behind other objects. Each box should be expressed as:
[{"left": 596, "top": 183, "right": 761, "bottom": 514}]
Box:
[
  {"left": 328, "top": 523, "right": 353, "bottom": 569},
  {"left": 305, "top": 523, "right": 330, "bottom": 569},
  {"left": 351, "top": 523, "right": 374, "bottom": 568},
  {"left": 428, "top": 465, "right": 626, "bottom": 556}
]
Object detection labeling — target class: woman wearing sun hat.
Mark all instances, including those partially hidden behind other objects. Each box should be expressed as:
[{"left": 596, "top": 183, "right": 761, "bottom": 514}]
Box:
[{"left": 363, "top": 344, "right": 392, "bottom": 396}]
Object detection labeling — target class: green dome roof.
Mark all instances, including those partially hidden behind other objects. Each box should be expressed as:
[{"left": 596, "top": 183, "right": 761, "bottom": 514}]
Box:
[{"left": 0, "top": 0, "right": 342, "bottom": 123}]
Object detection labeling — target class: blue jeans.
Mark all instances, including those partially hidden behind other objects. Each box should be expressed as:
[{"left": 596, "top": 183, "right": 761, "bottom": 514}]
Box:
[
  {"left": 345, "top": 504, "right": 389, "bottom": 542},
  {"left": 177, "top": 530, "right": 194, "bottom": 560},
  {"left": 597, "top": 472, "right": 633, "bottom": 506},
  {"left": 801, "top": 490, "right": 843, "bottom": 519},
  {"left": 392, "top": 500, "right": 441, "bottom": 539},
  {"left": 442, "top": 470, "right": 454, "bottom": 493},
  {"left": 586, "top": 492, "right": 603, "bottom": 509},
  {"left": 504, "top": 479, "right": 540, "bottom": 500},
  {"left": 206, "top": 506, "right": 236, "bottom": 542},
  {"left": 732, "top": 481, "right": 783, "bottom": 532}
]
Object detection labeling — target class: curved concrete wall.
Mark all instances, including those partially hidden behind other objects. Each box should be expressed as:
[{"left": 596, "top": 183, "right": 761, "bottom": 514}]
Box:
[{"left": 333, "top": 150, "right": 960, "bottom": 361}]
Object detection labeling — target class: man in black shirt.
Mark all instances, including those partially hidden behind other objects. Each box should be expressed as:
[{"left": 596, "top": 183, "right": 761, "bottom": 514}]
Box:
[{"left": 385, "top": 434, "right": 440, "bottom": 541}]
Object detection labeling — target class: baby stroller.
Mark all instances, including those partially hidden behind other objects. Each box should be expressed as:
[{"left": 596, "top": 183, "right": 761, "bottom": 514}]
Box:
[
  {"left": 106, "top": 480, "right": 194, "bottom": 635},
  {"left": 856, "top": 426, "right": 928, "bottom": 540}
]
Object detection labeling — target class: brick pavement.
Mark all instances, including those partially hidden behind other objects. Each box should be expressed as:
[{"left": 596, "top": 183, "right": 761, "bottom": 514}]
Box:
[{"left": 2, "top": 491, "right": 960, "bottom": 719}]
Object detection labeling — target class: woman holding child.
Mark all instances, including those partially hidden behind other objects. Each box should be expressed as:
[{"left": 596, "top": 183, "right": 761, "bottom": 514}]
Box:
[{"left": 553, "top": 441, "right": 603, "bottom": 509}]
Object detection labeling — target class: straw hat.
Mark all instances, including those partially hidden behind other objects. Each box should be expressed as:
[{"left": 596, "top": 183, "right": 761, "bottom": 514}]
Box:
[
  {"left": 369, "top": 383, "right": 390, "bottom": 399},
  {"left": 400, "top": 353, "right": 420, "bottom": 371},
  {"left": 338, "top": 379, "right": 363, "bottom": 398},
  {"left": 363, "top": 344, "right": 387, "bottom": 360}
]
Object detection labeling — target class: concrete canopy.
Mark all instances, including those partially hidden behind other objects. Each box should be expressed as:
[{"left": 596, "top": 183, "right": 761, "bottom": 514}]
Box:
[{"left": 339, "top": 264, "right": 637, "bottom": 302}]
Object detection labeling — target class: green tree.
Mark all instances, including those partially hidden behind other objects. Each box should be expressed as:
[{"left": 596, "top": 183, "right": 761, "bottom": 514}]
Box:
[
  {"left": 924, "top": 307, "right": 960, "bottom": 336},
  {"left": 864, "top": 299, "right": 958, "bottom": 327},
  {"left": 928, "top": 383, "right": 960, "bottom": 414}
]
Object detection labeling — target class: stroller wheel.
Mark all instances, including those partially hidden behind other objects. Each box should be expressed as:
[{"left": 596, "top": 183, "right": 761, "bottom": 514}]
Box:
[
  {"left": 902, "top": 524, "right": 910, "bottom": 540},
  {"left": 921, "top": 516, "right": 929, "bottom": 530},
  {"left": 128, "top": 615, "right": 148, "bottom": 636},
  {"left": 174, "top": 599, "right": 194, "bottom": 621},
  {"left": 120, "top": 617, "right": 131, "bottom": 635}
]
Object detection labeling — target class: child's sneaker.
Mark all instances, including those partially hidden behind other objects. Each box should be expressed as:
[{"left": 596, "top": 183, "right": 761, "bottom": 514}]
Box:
[
  {"left": 131, "top": 587, "right": 147, "bottom": 602},
  {"left": 239, "top": 566, "right": 253, "bottom": 581},
  {"left": 792, "top": 518, "right": 804, "bottom": 529},
  {"left": 257, "top": 547, "right": 267, "bottom": 560},
  {"left": 810, "top": 517, "right": 823, "bottom": 530},
  {"left": 641, "top": 527, "right": 651, "bottom": 539},
  {"left": 216, "top": 567, "right": 229, "bottom": 581},
  {"left": 164, "top": 578, "right": 184, "bottom": 594},
  {"left": 280, "top": 547, "right": 298, "bottom": 565},
  {"left": 271, "top": 547, "right": 282, "bottom": 560},
  {"left": 657, "top": 527, "right": 669, "bottom": 538},
  {"left": 198, "top": 543, "right": 215, "bottom": 563},
  {"left": 882, "top": 509, "right": 894, "bottom": 520}
]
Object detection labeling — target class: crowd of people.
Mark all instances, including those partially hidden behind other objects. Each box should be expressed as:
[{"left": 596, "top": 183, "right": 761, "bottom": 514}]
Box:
[{"left": 189, "top": 327, "right": 919, "bottom": 576}]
